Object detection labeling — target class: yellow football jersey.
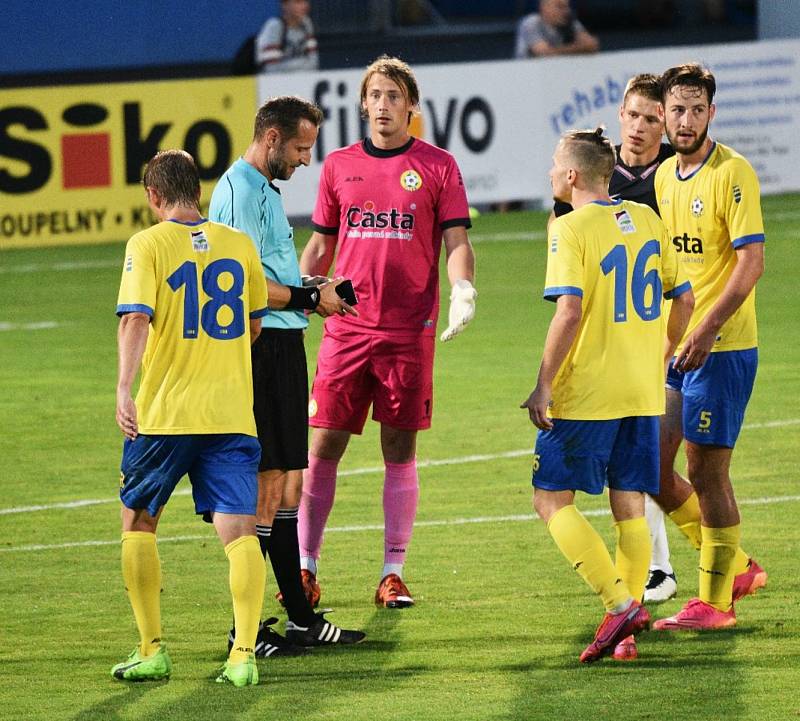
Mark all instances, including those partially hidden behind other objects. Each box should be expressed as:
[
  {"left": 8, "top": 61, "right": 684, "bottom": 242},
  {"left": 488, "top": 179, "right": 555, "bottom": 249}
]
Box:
[
  {"left": 544, "top": 200, "right": 690, "bottom": 420},
  {"left": 116, "top": 219, "right": 268, "bottom": 435},
  {"left": 655, "top": 142, "right": 764, "bottom": 352}
]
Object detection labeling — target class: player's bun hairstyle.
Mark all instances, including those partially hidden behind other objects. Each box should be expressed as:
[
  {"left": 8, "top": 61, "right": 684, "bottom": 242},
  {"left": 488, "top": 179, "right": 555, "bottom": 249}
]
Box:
[
  {"left": 561, "top": 127, "right": 616, "bottom": 185},
  {"left": 623, "top": 73, "right": 663, "bottom": 105},
  {"left": 661, "top": 63, "right": 716, "bottom": 104},
  {"left": 142, "top": 149, "right": 200, "bottom": 208},
  {"left": 254, "top": 95, "right": 324, "bottom": 142},
  {"left": 360, "top": 55, "right": 420, "bottom": 123}
]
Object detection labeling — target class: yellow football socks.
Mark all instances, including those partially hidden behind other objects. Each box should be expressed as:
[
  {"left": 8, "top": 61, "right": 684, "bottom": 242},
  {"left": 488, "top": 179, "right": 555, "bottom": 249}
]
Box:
[
  {"left": 121, "top": 531, "right": 162, "bottom": 657},
  {"left": 225, "top": 535, "right": 266, "bottom": 664},
  {"left": 668, "top": 493, "right": 703, "bottom": 550},
  {"left": 669, "top": 492, "right": 752, "bottom": 577},
  {"left": 548, "top": 505, "right": 630, "bottom": 612},
  {"left": 699, "top": 524, "right": 741, "bottom": 611},
  {"left": 614, "top": 517, "right": 651, "bottom": 602}
]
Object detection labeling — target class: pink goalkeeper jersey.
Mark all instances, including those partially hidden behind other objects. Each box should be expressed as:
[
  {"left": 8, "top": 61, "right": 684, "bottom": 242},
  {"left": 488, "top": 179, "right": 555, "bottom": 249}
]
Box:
[{"left": 312, "top": 137, "right": 471, "bottom": 335}]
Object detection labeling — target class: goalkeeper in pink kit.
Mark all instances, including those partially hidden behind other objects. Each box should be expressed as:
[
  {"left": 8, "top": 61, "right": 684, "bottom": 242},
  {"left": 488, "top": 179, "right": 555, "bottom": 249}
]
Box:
[{"left": 298, "top": 55, "right": 477, "bottom": 608}]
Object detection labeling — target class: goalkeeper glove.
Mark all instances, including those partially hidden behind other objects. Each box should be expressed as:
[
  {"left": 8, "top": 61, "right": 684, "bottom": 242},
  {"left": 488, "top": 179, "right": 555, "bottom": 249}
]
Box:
[{"left": 440, "top": 279, "right": 477, "bottom": 342}]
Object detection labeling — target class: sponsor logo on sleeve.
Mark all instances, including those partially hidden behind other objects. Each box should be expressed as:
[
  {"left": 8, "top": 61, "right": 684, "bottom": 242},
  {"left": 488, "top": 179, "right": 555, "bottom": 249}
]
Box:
[{"left": 733, "top": 184, "right": 742, "bottom": 203}]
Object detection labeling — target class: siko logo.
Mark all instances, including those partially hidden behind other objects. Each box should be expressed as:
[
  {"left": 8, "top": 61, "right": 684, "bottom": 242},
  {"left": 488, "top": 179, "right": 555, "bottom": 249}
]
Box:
[{"left": 0, "top": 102, "right": 232, "bottom": 195}]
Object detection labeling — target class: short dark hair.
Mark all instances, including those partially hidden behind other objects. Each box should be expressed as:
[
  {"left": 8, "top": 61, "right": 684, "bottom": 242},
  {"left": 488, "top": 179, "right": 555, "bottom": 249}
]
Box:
[
  {"left": 561, "top": 127, "right": 616, "bottom": 185},
  {"left": 661, "top": 63, "right": 716, "bottom": 104},
  {"left": 253, "top": 95, "right": 323, "bottom": 142},
  {"left": 623, "top": 73, "right": 662, "bottom": 105},
  {"left": 142, "top": 149, "right": 200, "bottom": 207},
  {"left": 360, "top": 55, "right": 420, "bottom": 109}
]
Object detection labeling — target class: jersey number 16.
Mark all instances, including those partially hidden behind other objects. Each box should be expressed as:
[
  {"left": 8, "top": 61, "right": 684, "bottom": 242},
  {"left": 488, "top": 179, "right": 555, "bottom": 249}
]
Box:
[{"left": 600, "top": 239, "right": 662, "bottom": 323}]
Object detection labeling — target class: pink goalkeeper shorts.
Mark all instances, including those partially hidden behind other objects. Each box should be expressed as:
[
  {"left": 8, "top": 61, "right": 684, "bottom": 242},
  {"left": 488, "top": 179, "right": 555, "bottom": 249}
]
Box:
[{"left": 309, "top": 325, "right": 435, "bottom": 434}]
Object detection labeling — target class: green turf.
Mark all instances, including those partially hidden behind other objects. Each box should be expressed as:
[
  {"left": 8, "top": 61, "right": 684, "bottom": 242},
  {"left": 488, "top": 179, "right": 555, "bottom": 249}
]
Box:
[{"left": 1, "top": 196, "right": 798, "bottom": 721}]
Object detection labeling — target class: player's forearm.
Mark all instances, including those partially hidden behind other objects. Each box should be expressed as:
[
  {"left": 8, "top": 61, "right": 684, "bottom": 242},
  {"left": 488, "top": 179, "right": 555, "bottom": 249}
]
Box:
[
  {"left": 697, "top": 244, "right": 764, "bottom": 336},
  {"left": 665, "top": 289, "right": 695, "bottom": 362},
  {"left": 444, "top": 228, "right": 475, "bottom": 285},
  {"left": 300, "top": 232, "right": 336, "bottom": 277},
  {"left": 536, "top": 299, "right": 582, "bottom": 388},
  {"left": 117, "top": 313, "right": 150, "bottom": 395}
]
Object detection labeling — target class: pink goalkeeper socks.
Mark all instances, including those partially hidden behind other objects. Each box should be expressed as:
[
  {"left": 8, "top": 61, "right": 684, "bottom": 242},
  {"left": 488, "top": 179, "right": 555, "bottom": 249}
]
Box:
[
  {"left": 383, "top": 460, "right": 419, "bottom": 566},
  {"left": 298, "top": 453, "right": 339, "bottom": 560}
]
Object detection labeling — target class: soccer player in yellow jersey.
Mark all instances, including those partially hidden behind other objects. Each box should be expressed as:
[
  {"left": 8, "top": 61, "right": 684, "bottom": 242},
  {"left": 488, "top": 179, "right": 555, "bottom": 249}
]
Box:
[
  {"left": 650, "top": 64, "right": 767, "bottom": 631},
  {"left": 521, "top": 128, "right": 694, "bottom": 663},
  {"left": 112, "top": 150, "right": 269, "bottom": 687}
]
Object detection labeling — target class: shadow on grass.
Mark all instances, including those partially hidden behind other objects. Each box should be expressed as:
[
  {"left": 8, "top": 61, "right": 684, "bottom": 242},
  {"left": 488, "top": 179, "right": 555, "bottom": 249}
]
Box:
[
  {"left": 73, "top": 681, "right": 168, "bottom": 721},
  {"left": 505, "top": 616, "right": 747, "bottom": 721}
]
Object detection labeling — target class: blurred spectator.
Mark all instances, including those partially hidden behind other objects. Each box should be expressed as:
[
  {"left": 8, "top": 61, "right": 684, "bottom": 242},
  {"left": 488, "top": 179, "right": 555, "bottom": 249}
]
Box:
[
  {"left": 514, "top": 0, "right": 599, "bottom": 58},
  {"left": 256, "top": 0, "right": 319, "bottom": 73}
]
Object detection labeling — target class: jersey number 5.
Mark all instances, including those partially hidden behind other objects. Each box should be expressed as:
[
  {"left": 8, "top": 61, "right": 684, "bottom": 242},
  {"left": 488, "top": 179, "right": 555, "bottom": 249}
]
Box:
[
  {"left": 167, "top": 259, "right": 246, "bottom": 340},
  {"left": 600, "top": 239, "right": 662, "bottom": 323}
]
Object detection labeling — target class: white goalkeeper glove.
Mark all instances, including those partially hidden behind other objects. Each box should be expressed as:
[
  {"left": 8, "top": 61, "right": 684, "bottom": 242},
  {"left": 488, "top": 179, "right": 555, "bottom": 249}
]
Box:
[{"left": 440, "top": 279, "right": 477, "bottom": 342}]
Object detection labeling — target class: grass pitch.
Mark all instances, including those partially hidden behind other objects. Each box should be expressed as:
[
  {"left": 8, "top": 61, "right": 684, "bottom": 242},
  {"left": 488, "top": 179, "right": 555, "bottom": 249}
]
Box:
[{"left": 1, "top": 196, "right": 798, "bottom": 721}]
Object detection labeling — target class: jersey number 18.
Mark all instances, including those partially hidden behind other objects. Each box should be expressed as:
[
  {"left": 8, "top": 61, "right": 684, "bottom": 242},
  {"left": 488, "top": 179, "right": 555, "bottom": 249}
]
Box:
[{"left": 167, "top": 259, "right": 246, "bottom": 340}]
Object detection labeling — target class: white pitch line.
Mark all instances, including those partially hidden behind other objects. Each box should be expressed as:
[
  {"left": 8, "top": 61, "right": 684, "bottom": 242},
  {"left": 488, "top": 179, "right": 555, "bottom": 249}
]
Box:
[
  {"left": 0, "top": 321, "right": 62, "bottom": 332},
  {"left": 1, "top": 205, "right": 797, "bottom": 275},
  {"left": 2, "top": 418, "right": 798, "bottom": 518},
  {"left": 0, "top": 259, "right": 120, "bottom": 274},
  {"left": 2, "top": 495, "right": 799, "bottom": 554}
]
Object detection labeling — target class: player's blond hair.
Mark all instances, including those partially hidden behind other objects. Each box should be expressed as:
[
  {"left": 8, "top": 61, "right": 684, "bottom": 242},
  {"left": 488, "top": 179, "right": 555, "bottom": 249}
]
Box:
[
  {"left": 360, "top": 55, "right": 420, "bottom": 123},
  {"left": 142, "top": 149, "right": 200, "bottom": 208},
  {"left": 560, "top": 127, "right": 616, "bottom": 186}
]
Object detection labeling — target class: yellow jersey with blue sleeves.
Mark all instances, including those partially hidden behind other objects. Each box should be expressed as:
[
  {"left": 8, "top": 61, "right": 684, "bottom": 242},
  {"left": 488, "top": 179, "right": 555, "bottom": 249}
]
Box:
[
  {"left": 655, "top": 142, "right": 764, "bottom": 352},
  {"left": 544, "top": 199, "right": 690, "bottom": 420},
  {"left": 116, "top": 219, "right": 268, "bottom": 435}
]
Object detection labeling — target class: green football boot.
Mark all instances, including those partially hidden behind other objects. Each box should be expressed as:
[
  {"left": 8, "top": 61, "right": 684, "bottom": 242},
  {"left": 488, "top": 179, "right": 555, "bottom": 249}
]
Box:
[
  {"left": 111, "top": 644, "right": 172, "bottom": 681},
  {"left": 215, "top": 654, "right": 258, "bottom": 687}
]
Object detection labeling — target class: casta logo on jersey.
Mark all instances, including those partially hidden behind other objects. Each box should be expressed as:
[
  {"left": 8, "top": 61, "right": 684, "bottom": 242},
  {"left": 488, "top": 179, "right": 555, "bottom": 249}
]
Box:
[
  {"left": 346, "top": 201, "right": 415, "bottom": 230},
  {"left": 672, "top": 233, "right": 704, "bottom": 254}
]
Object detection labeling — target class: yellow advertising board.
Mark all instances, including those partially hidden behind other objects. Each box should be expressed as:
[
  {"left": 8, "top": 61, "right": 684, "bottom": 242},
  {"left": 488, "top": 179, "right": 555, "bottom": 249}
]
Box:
[{"left": 0, "top": 76, "right": 256, "bottom": 249}]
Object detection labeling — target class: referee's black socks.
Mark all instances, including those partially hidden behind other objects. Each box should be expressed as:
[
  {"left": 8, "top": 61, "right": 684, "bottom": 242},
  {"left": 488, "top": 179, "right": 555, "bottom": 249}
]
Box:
[{"left": 269, "top": 507, "right": 318, "bottom": 626}]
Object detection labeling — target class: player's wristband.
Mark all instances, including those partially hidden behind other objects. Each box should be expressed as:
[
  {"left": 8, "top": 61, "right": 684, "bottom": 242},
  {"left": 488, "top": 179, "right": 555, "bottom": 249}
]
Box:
[{"left": 286, "top": 285, "right": 321, "bottom": 311}]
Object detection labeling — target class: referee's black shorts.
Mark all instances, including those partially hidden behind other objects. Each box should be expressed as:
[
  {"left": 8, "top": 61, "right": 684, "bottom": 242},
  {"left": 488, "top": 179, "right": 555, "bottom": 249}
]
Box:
[{"left": 251, "top": 328, "right": 309, "bottom": 472}]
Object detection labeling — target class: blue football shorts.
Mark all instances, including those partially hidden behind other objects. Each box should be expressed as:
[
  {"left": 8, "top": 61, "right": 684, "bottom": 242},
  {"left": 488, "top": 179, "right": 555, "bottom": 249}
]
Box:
[
  {"left": 531, "top": 416, "right": 659, "bottom": 495},
  {"left": 120, "top": 433, "right": 260, "bottom": 519},
  {"left": 667, "top": 348, "right": 758, "bottom": 448}
]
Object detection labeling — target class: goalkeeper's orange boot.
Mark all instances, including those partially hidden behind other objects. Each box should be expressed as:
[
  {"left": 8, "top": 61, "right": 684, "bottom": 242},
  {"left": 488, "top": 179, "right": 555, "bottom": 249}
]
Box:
[
  {"left": 276, "top": 569, "right": 321, "bottom": 608},
  {"left": 375, "top": 573, "right": 414, "bottom": 609}
]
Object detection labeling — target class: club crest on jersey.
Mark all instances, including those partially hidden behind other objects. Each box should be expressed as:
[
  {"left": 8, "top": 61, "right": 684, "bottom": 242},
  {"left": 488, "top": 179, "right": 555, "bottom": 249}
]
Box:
[
  {"left": 308, "top": 399, "right": 318, "bottom": 417},
  {"left": 614, "top": 210, "right": 636, "bottom": 234},
  {"left": 691, "top": 196, "right": 704, "bottom": 218},
  {"left": 191, "top": 229, "right": 209, "bottom": 252},
  {"left": 733, "top": 184, "right": 742, "bottom": 203},
  {"left": 400, "top": 170, "right": 422, "bottom": 192}
]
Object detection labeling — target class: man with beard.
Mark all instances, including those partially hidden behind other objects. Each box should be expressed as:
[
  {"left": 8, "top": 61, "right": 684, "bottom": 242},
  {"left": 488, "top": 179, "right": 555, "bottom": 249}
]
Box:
[
  {"left": 210, "top": 96, "right": 365, "bottom": 654},
  {"left": 651, "top": 63, "right": 767, "bottom": 632}
]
